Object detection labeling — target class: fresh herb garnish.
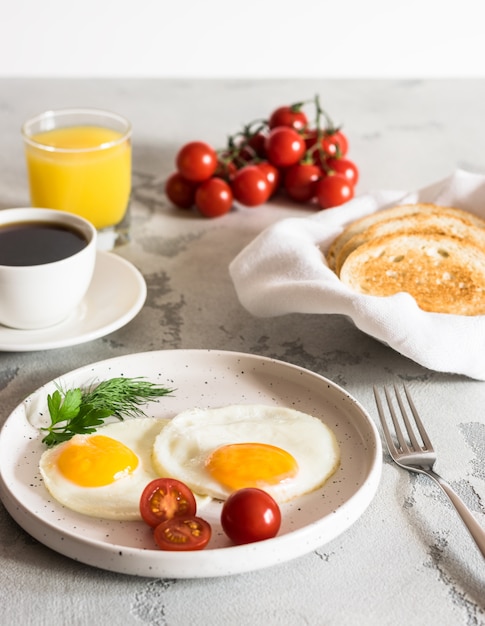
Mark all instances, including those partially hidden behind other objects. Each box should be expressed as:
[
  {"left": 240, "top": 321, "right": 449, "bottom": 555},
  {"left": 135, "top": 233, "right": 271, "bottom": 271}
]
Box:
[{"left": 41, "top": 377, "right": 174, "bottom": 447}]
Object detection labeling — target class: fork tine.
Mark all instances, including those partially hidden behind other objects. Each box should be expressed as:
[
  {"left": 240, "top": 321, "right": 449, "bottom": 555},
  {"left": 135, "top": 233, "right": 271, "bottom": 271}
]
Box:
[
  {"left": 403, "top": 384, "right": 433, "bottom": 451},
  {"left": 373, "top": 386, "right": 401, "bottom": 458},
  {"left": 392, "top": 385, "right": 422, "bottom": 451},
  {"left": 382, "top": 386, "right": 411, "bottom": 453}
]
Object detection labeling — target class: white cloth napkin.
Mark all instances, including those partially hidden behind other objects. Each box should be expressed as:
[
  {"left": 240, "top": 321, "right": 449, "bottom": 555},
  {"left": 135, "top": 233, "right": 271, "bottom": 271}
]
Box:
[{"left": 229, "top": 169, "right": 485, "bottom": 380}]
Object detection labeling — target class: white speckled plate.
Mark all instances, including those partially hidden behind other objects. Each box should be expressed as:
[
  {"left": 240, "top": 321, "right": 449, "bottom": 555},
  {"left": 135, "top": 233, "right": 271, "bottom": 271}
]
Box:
[
  {"left": 0, "top": 251, "right": 146, "bottom": 352},
  {"left": 0, "top": 349, "right": 382, "bottom": 578}
]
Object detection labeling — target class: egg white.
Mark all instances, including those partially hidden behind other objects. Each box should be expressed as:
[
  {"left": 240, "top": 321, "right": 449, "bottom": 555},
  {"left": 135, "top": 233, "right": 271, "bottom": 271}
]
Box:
[
  {"left": 152, "top": 404, "right": 341, "bottom": 503},
  {"left": 39, "top": 417, "right": 169, "bottom": 521}
]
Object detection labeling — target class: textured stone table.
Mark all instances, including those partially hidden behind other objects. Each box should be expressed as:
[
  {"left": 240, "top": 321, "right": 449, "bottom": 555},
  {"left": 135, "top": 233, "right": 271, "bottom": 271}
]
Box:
[{"left": 0, "top": 79, "right": 484, "bottom": 625}]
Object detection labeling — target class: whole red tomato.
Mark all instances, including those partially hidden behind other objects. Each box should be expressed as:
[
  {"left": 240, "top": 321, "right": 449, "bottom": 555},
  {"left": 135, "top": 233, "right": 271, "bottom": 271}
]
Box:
[
  {"left": 305, "top": 129, "right": 349, "bottom": 159},
  {"left": 326, "top": 157, "right": 359, "bottom": 186},
  {"left": 195, "top": 177, "right": 233, "bottom": 217},
  {"left": 268, "top": 105, "right": 308, "bottom": 131},
  {"left": 257, "top": 161, "right": 280, "bottom": 197},
  {"left": 322, "top": 130, "right": 348, "bottom": 157},
  {"left": 265, "top": 127, "right": 306, "bottom": 168},
  {"left": 315, "top": 174, "right": 354, "bottom": 209},
  {"left": 176, "top": 141, "right": 218, "bottom": 182},
  {"left": 165, "top": 172, "right": 198, "bottom": 209},
  {"left": 284, "top": 163, "right": 321, "bottom": 202},
  {"left": 245, "top": 132, "right": 267, "bottom": 159},
  {"left": 221, "top": 488, "right": 281, "bottom": 545},
  {"left": 231, "top": 165, "right": 270, "bottom": 207}
]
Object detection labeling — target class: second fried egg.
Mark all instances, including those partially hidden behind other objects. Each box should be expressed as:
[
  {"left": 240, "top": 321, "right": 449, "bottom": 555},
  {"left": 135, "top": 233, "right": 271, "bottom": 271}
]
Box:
[{"left": 152, "top": 404, "right": 340, "bottom": 503}]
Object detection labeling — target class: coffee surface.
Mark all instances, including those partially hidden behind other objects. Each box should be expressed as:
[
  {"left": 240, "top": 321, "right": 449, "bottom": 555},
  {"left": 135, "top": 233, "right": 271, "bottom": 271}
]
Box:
[{"left": 0, "top": 221, "right": 88, "bottom": 266}]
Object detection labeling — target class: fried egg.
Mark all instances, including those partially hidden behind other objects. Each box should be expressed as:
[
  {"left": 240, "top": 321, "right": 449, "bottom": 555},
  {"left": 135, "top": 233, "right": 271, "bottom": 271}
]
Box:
[
  {"left": 39, "top": 418, "right": 169, "bottom": 520},
  {"left": 152, "top": 404, "right": 340, "bottom": 503}
]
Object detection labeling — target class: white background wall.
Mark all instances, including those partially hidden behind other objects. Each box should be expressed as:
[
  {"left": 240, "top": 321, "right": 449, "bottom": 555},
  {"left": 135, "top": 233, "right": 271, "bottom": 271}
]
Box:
[{"left": 1, "top": 0, "right": 485, "bottom": 78}]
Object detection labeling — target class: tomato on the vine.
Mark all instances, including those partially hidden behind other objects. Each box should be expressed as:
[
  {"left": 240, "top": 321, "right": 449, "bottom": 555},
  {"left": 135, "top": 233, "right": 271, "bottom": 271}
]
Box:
[
  {"left": 257, "top": 161, "right": 280, "bottom": 197},
  {"left": 305, "top": 129, "right": 349, "bottom": 159},
  {"left": 268, "top": 105, "right": 308, "bottom": 131},
  {"left": 284, "top": 163, "right": 321, "bottom": 202},
  {"left": 265, "top": 127, "right": 306, "bottom": 168},
  {"left": 153, "top": 516, "right": 212, "bottom": 551},
  {"left": 176, "top": 141, "right": 218, "bottom": 182},
  {"left": 221, "top": 488, "right": 281, "bottom": 545},
  {"left": 195, "top": 177, "right": 233, "bottom": 217},
  {"left": 315, "top": 174, "right": 354, "bottom": 209},
  {"left": 165, "top": 172, "right": 198, "bottom": 209},
  {"left": 245, "top": 132, "right": 267, "bottom": 159},
  {"left": 325, "top": 157, "right": 359, "bottom": 186},
  {"left": 321, "top": 130, "right": 349, "bottom": 158},
  {"left": 231, "top": 165, "right": 271, "bottom": 207},
  {"left": 139, "top": 478, "right": 197, "bottom": 528}
]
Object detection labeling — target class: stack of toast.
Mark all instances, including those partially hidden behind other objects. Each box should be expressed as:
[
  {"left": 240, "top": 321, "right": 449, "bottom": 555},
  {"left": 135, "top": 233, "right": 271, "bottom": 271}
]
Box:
[{"left": 326, "top": 203, "right": 485, "bottom": 315}]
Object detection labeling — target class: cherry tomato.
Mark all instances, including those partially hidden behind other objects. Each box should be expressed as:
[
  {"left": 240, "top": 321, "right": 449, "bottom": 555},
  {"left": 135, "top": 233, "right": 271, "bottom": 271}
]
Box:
[
  {"left": 140, "top": 478, "right": 197, "bottom": 528},
  {"left": 305, "top": 129, "right": 349, "bottom": 159},
  {"left": 214, "top": 158, "right": 237, "bottom": 181},
  {"left": 315, "top": 174, "right": 354, "bottom": 209},
  {"left": 284, "top": 163, "right": 321, "bottom": 202},
  {"left": 321, "top": 130, "right": 349, "bottom": 158},
  {"left": 245, "top": 132, "right": 268, "bottom": 159},
  {"left": 176, "top": 141, "right": 218, "bottom": 182},
  {"left": 325, "top": 157, "right": 359, "bottom": 186},
  {"left": 231, "top": 165, "right": 270, "bottom": 207},
  {"left": 165, "top": 172, "right": 198, "bottom": 210},
  {"left": 195, "top": 177, "right": 233, "bottom": 218},
  {"left": 268, "top": 105, "right": 308, "bottom": 131},
  {"left": 265, "top": 127, "right": 306, "bottom": 168},
  {"left": 257, "top": 161, "right": 280, "bottom": 197},
  {"left": 221, "top": 488, "right": 281, "bottom": 545},
  {"left": 153, "top": 516, "right": 212, "bottom": 551}
]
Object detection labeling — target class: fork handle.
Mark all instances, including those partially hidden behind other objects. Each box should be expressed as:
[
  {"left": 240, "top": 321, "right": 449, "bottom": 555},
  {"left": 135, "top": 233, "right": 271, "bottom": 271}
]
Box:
[{"left": 426, "top": 469, "right": 485, "bottom": 559}]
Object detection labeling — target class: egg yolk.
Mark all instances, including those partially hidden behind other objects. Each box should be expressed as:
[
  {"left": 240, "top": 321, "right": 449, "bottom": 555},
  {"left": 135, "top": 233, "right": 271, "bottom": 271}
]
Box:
[
  {"left": 205, "top": 442, "right": 298, "bottom": 491},
  {"left": 55, "top": 435, "right": 139, "bottom": 487}
]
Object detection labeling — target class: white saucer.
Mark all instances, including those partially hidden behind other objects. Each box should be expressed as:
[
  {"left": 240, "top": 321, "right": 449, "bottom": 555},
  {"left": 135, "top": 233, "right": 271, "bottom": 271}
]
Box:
[{"left": 0, "top": 251, "right": 146, "bottom": 352}]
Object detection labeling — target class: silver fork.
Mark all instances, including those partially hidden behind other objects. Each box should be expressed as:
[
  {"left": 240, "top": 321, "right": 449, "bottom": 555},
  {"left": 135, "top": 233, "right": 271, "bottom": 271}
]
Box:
[{"left": 374, "top": 384, "right": 485, "bottom": 559}]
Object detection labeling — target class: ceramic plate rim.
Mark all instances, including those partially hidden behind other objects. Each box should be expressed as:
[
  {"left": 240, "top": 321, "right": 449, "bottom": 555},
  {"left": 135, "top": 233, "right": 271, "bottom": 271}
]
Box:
[
  {"left": 0, "top": 349, "right": 382, "bottom": 578},
  {"left": 0, "top": 251, "right": 146, "bottom": 351}
]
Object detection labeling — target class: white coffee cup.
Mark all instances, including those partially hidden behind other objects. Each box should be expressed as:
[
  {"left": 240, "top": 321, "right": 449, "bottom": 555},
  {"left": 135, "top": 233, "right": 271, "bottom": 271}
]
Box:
[{"left": 0, "top": 208, "right": 97, "bottom": 330}]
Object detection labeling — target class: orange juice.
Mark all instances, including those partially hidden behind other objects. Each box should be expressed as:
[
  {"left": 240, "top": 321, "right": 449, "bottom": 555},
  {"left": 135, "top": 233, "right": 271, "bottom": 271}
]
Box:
[{"left": 24, "top": 125, "right": 131, "bottom": 230}]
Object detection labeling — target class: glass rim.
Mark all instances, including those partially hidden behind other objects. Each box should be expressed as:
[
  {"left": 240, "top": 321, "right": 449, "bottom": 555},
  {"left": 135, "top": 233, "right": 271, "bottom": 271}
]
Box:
[{"left": 21, "top": 107, "right": 132, "bottom": 153}]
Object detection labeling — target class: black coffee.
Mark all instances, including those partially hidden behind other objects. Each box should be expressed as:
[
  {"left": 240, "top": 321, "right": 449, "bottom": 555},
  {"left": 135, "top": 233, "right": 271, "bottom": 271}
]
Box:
[{"left": 0, "top": 221, "right": 89, "bottom": 266}]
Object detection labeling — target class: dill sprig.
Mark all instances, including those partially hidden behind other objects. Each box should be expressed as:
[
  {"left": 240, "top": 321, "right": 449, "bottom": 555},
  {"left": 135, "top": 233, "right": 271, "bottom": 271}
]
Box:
[{"left": 41, "top": 377, "right": 174, "bottom": 447}]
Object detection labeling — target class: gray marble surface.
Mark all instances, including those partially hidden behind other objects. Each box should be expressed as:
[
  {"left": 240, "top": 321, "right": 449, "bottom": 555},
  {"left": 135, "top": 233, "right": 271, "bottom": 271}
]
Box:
[{"left": 0, "top": 79, "right": 484, "bottom": 625}]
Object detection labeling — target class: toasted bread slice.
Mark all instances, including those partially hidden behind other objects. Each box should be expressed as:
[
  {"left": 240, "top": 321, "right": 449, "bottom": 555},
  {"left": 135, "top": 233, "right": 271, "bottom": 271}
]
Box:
[
  {"left": 326, "top": 203, "right": 485, "bottom": 271},
  {"left": 335, "top": 212, "right": 485, "bottom": 275},
  {"left": 339, "top": 233, "right": 485, "bottom": 315}
]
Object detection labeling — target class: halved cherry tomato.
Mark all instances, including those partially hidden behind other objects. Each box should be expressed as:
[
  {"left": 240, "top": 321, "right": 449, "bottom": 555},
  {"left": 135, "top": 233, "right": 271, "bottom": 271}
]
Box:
[
  {"left": 231, "top": 165, "right": 270, "bottom": 207},
  {"left": 315, "top": 174, "right": 354, "bottom": 209},
  {"left": 195, "top": 177, "right": 233, "bottom": 218},
  {"left": 165, "top": 172, "right": 198, "bottom": 209},
  {"left": 325, "top": 157, "right": 359, "bottom": 186},
  {"left": 176, "top": 141, "right": 218, "bottom": 182},
  {"left": 140, "top": 478, "right": 197, "bottom": 528},
  {"left": 154, "top": 516, "right": 212, "bottom": 551},
  {"left": 268, "top": 105, "right": 308, "bottom": 131},
  {"left": 221, "top": 488, "right": 281, "bottom": 545},
  {"left": 265, "top": 127, "right": 306, "bottom": 168},
  {"left": 284, "top": 163, "right": 321, "bottom": 202},
  {"left": 257, "top": 161, "right": 280, "bottom": 197}
]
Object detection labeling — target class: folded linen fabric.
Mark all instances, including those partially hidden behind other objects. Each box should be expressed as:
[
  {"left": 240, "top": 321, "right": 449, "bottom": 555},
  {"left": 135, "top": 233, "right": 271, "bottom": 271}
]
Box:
[{"left": 229, "top": 169, "right": 485, "bottom": 380}]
